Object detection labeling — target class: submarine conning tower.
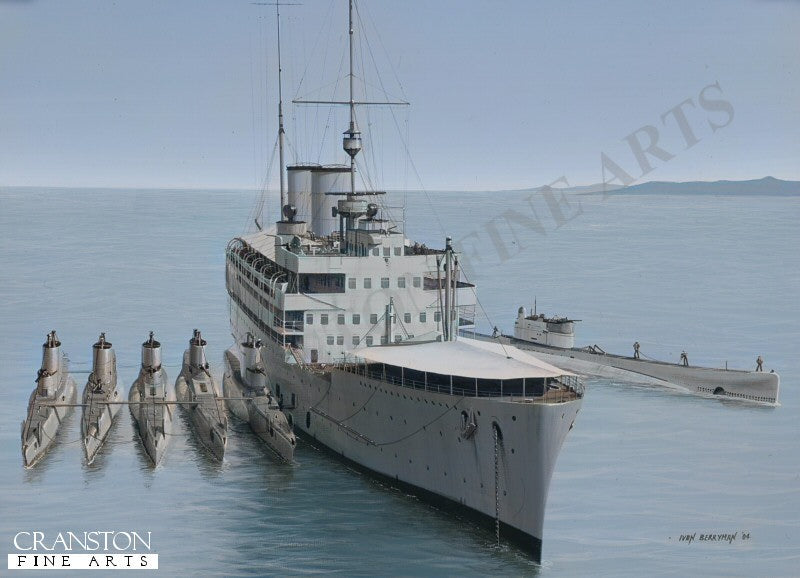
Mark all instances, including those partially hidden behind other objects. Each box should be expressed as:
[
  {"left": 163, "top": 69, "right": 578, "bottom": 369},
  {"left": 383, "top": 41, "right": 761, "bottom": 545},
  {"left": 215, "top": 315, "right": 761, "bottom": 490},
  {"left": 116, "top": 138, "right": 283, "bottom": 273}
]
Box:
[
  {"left": 141, "top": 331, "right": 162, "bottom": 371},
  {"left": 37, "top": 330, "right": 62, "bottom": 396},
  {"left": 241, "top": 332, "right": 266, "bottom": 390},
  {"left": 91, "top": 332, "right": 115, "bottom": 385},
  {"left": 41, "top": 330, "right": 62, "bottom": 374},
  {"left": 189, "top": 329, "right": 209, "bottom": 369}
]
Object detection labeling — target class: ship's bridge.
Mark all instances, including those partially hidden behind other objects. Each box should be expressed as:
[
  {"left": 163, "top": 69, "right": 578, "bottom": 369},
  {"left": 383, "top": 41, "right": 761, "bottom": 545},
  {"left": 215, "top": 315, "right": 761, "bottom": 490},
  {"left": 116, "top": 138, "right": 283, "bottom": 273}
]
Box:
[{"left": 343, "top": 337, "right": 580, "bottom": 400}]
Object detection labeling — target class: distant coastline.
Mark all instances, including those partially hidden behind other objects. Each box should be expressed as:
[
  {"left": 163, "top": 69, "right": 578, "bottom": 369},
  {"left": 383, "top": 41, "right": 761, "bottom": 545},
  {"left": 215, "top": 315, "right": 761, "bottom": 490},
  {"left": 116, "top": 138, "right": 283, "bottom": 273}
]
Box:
[
  {"left": 569, "top": 176, "right": 800, "bottom": 196},
  {"left": 2, "top": 176, "right": 799, "bottom": 196}
]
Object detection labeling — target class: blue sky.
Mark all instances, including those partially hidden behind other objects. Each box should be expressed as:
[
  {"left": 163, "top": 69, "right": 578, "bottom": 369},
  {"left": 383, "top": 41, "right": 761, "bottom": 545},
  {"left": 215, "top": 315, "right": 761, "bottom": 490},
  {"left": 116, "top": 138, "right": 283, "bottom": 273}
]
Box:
[{"left": 1, "top": 0, "right": 798, "bottom": 191}]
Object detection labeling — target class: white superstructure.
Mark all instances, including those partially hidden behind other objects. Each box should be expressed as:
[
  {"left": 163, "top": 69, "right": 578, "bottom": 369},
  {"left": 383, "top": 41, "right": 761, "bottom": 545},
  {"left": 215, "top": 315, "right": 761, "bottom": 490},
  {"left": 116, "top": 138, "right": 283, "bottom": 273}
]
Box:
[{"left": 225, "top": 0, "right": 582, "bottom": 562}]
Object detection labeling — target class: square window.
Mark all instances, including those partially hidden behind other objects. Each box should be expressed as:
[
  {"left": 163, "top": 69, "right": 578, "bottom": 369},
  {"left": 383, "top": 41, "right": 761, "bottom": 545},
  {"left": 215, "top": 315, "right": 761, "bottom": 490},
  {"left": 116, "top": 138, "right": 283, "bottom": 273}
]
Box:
[
  {"left": 352, "top": 336, "right": 360, "bottom": 346},
  {"left": 413, "top": 277, "right": 421, "bottom": 288},
  {"left": 380, "top": 336, "right": 388, "bottom": 345},
  {"left": 352, "top": 314, "right": 361, "bottom": 325},
  {"left": 394, "top": 247, "right": 401, "bottom": 256},
  {"left": 404, "top": 312, "right": 411, "bottom": 323},
  {"left": 348, "top": 278, "right": 356, "bottom": 289},
  {"left": 306, "top": 313, "right": 314, "bottom": 325},
  {"left": 370, "top": 313, "right": 378, "bottom": 324},
  {"left": 394, "top": 335, "right": 402, "bottom": 343},
  {"left": 337, "top": 314, "right": 345, "bottom": 325},
  {"left": 383, "top": 247, "right": 390, "bottom": 257},
  {"left": 419, "top": 312, "right": 427, "bottom": 322},
  {"left": 381, "top": 277, "right": 389, "bottom": 288},
  {"left": 321, "top": 314, "right": 329, "bottom": 325},
  {"left": 372, "top": 248, "right": 379, "bottom": 256},
  {"left": 397, "top": 277, "right": 406, "bottom": 288},
  {"left": 327, "top": 336, "right": 334, "bottom": 345},
  {"left": 434, "top": 311, "right": 441, "bottom": 322},
  {"left": 364, "top": 278, "right": 372, "bottom": 289},
  {"left": 366, "top": 336, "right": 374, "bottom": 346},
  {"left": 336, "top": 336, "right": 344, "bottom": 345}
]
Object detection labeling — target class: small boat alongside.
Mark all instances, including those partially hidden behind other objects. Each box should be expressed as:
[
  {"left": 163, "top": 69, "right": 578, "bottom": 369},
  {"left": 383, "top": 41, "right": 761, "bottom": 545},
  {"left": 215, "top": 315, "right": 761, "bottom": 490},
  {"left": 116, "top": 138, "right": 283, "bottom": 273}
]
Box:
[
  {"left": 223, "top": 334, "right": 296, "bottom": 462},
  {"left": 21, "top": 331, "right": 78, "bottom": 468},
  {"left": 81, "top": 333, "right": 123, "bottom": 464},
  {"left": 176, "top": 330, "right": 227, "bottom": 460},
  {"left": 488, "top": 306, "right": 780, "bottom": 405},
  {"left": 129, "top": 332, "right": 175, "bottom": 466}
]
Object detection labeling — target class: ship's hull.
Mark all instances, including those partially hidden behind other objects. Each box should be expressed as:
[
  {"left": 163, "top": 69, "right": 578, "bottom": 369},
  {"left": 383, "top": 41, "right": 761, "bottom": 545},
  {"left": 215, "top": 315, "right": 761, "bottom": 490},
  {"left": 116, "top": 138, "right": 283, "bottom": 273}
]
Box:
[
  {"left": 223, "top": 350, "right": 295, "bottom": 462},
  {"left": 129, "top": 369, "right": 174, "bottom": 466},
  {"left": 497, "top": 334, "right": 779, "bottom": 404},
  {"left": 21, "top": 375, "right": 77, "bottom": 468},
  {"left": 176, "top": 367, "right": 227, "bottom": 461},
  {"left": 81, "top": 382, "right": 122, "bottom": 464},
  {"left": 232, "top": 302, "right": 581, "bottom": 561}
]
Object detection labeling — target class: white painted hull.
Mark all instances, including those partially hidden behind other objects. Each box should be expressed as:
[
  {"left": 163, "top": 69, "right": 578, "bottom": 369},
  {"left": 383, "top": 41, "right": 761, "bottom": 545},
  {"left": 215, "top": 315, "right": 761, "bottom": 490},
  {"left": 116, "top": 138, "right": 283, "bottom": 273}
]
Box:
[
  {"left": 129, "top": 368, "right": 175, "bottom": 466},
  {"left": 82, "top": 382, "right": 122, "bottom": 464},
  {"left": 223, "top": 349, "right": 296, "bottom": 462},
  {"left": 21, "top": 374, "right": 77, "bottom": 468},
  {"left": 496, "top": 335, "right": 780, "bottom": 404},
  {"left": 176, "top": 354, "right": 227, "bottom": 461},
  {"left": 232, "top": 301, "right": 581, "bottom": 560}
]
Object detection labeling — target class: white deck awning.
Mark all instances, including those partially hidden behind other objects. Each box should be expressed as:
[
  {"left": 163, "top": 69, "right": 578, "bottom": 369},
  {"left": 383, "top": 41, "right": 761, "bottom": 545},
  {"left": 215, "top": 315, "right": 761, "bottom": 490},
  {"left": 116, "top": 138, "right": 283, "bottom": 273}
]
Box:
[
  {"left": 239, "top": 230, "right": 277, "bottom": 260},
  {"left": 352, "top": 337, "right": 572, "bottom": 380}
]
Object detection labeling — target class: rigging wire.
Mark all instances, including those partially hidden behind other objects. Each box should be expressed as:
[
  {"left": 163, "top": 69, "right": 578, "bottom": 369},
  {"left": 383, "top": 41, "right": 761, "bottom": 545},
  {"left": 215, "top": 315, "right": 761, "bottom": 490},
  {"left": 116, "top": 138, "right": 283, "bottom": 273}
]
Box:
[
  {"left": 354, "top": 2, "right": 444, "bottom": 237},
  {"left": 458, "top": 265, "right": 513, "bottom": 358}
]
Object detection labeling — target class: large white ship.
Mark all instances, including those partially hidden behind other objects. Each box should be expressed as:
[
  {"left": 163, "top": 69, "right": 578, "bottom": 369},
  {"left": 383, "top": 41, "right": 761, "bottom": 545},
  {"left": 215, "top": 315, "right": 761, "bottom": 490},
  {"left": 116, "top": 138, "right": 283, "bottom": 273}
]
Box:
[{"left": 225, "top": 1, "right": 583, "bottom": 561}]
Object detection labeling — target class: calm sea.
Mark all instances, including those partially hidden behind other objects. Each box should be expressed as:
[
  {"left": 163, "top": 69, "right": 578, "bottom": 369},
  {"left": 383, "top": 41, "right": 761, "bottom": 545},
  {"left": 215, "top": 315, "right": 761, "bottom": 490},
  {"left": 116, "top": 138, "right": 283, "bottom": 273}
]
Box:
[{"left": 1, "top": 187, "right": 798, "bottom": 576}]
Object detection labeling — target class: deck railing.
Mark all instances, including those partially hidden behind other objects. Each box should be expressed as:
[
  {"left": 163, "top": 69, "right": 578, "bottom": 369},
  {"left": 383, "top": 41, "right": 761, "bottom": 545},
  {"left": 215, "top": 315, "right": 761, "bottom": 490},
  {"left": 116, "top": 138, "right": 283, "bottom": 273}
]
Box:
[{"left": 335, "top": 362, "right": 583, "bottom": 404}]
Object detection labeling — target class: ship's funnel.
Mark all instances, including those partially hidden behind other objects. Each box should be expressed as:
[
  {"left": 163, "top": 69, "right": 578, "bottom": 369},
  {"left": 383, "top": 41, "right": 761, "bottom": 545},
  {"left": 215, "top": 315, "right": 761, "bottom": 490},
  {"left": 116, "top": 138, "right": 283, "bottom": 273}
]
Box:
[
  {"left": 189, "top": 329, "right": 208, "bottom": 369},
  {"left": 92, "top": 333, "right": 115, "bottom": 385},
  {"left": 141, "top": 331, "right": 162, "bottom": 370},
  {"left": 241, "top": 333, "right": 266, "bottom": 389},
  {"left": 41, "top": 330, "right": 62, "bottom": 374}
]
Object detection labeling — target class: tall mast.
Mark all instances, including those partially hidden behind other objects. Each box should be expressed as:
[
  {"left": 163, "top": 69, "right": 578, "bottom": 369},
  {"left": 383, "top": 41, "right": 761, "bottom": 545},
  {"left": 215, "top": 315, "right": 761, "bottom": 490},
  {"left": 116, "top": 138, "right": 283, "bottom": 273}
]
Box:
[
  {"left": 276, "top": 1, "right": 287, "bottom": 215},
  {"left": 342, "top": 0, "right": 362, "bottom": 197}
]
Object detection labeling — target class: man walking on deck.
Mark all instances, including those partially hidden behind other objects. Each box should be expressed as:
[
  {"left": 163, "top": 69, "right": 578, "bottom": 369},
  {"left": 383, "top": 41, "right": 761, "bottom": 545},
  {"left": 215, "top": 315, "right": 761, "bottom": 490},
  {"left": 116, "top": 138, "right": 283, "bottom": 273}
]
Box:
[
  {"left": 633, "top": 341, "right": 640, "bottom": 359},
  {"left": 680, "top": 351, "right": 689, "bottom": 366},
  {"left": 756, "top": 355, "right": 764, "bottom": 372}
]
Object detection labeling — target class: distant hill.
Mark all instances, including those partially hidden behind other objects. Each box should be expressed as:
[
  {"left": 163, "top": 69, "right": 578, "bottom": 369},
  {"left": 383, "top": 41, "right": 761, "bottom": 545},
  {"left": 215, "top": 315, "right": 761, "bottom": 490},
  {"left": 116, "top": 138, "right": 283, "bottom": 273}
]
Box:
[{"left": 584, "top": 176, "right": 800, "bottom": 196}]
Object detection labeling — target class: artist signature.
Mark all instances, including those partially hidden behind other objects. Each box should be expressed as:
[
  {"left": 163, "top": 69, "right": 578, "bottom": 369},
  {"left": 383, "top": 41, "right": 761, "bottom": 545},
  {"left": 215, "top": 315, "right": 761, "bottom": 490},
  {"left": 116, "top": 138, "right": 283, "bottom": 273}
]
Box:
[{"left": 671, "top": 532, "right": 751, "bottom": 544}]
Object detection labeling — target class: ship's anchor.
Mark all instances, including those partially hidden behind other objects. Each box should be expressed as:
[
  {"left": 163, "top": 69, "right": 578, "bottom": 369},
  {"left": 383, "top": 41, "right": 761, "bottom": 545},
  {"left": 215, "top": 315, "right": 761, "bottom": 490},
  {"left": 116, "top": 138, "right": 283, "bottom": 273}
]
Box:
[{"left": 460, "top": 409, "right": 477, "bottom": 439}]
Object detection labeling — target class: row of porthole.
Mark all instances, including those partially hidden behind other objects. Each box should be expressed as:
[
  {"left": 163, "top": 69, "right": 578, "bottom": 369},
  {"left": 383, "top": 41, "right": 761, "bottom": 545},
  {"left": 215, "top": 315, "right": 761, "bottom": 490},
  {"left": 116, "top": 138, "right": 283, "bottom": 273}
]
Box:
[
  {"left": 358, "top": 380, "right": 453, "bottom": 408},
  {"left": 302, "top": 410, "right": 519, "bottom": 481},
  {"left": 697, "top": 386, "right": 773, "bottom": 403},
  {"left": 304, "top": 381, "right": 520, "bottom": 453}
]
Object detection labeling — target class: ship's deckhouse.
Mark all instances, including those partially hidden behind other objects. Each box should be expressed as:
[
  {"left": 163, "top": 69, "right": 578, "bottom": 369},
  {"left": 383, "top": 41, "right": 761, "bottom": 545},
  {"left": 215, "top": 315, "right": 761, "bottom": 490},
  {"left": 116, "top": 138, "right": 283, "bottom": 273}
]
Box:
[{"left": 227, "top": 228, "right": 478, "bottom": 364}]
